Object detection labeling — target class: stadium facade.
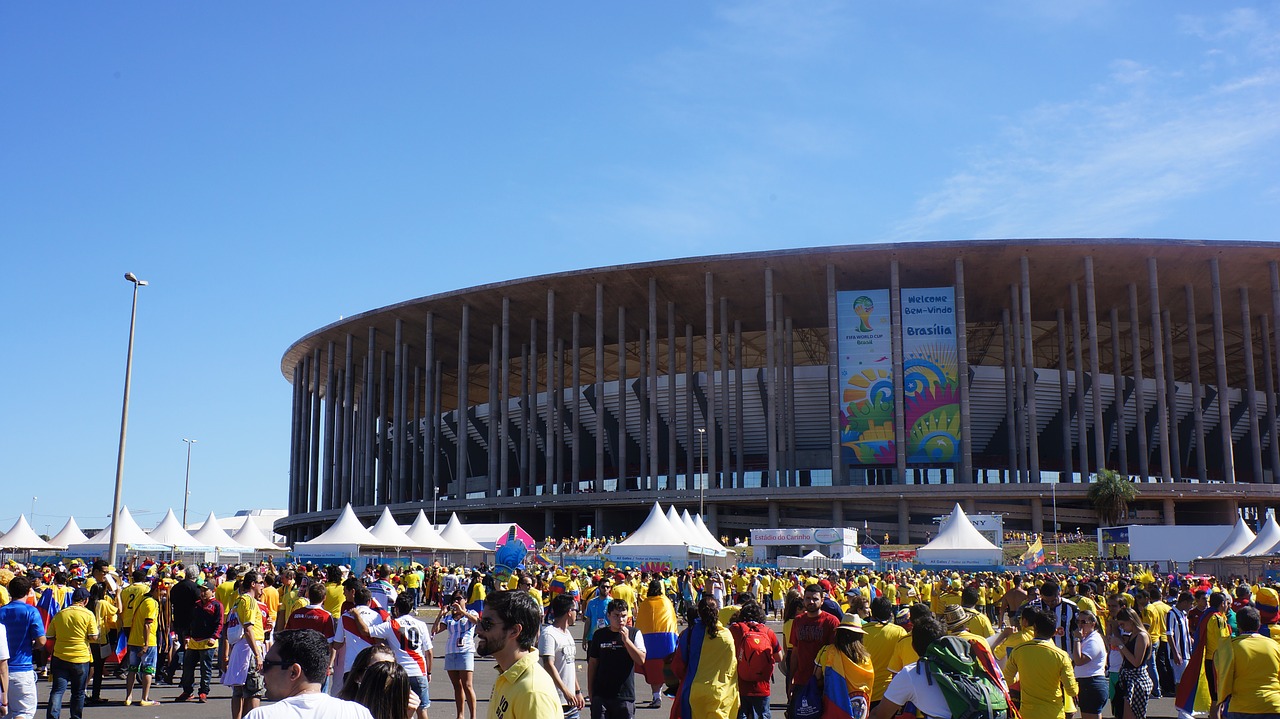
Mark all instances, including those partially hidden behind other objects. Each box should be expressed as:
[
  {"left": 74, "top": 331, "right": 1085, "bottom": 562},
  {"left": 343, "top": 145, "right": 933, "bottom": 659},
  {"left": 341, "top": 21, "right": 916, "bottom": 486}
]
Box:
[{"left": 277, "top": 239, "right": 1280, "bottom": 545}]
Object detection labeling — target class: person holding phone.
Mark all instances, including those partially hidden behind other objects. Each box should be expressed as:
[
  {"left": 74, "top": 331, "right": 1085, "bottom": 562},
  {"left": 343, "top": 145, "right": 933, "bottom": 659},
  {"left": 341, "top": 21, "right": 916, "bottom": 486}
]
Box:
[{"left": 432, "top": 591, "right": 477, "bottom": 719}]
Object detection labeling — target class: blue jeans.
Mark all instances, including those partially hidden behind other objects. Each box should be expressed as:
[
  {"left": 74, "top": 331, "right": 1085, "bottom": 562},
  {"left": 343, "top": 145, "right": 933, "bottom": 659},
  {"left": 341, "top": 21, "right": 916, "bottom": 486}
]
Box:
[
  {"left": 739, "top": 694, "right": 771, "bottom": 719},
  {"left": 181, "top": 647, "right": 215, "bottom": 695},
  {"left": 1144, "top": 641, "right": 1160, "bottom": 697},
  {"left": 48, "top": 657, "right": 90, "bottom": 719}
]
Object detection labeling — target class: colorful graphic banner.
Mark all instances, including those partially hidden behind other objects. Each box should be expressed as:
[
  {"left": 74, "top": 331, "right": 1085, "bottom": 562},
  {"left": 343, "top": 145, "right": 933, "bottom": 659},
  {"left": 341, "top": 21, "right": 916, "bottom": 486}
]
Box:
[
  {"left": 837, "top": 290, "right": 894, "bottom": 464},
  {"left": 901, "top": 287, "right": 962, "bottom": 464}
]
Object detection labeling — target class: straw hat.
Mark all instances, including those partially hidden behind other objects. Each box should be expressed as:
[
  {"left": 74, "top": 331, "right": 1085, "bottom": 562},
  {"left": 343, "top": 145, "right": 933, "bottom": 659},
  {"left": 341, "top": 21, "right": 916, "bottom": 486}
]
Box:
[
  {"left": 941, "top": 604, "right": 971, "bottom": 632},
  {"left": 837, "top": 613, "right": 866, "bottom": 634}
]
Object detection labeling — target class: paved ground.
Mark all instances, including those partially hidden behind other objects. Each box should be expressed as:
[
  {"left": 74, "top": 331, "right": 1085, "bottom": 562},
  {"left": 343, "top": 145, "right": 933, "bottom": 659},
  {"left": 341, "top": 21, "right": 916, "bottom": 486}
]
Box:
[{"left": 25, "top": 610, "right": 1184, "bottom": 718}]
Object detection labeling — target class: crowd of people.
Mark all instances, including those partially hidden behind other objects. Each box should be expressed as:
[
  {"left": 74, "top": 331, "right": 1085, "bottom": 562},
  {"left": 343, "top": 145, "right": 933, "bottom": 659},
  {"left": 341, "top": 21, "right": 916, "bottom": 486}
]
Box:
[{"left": 3, "top": 556, "right": 1280, "bottom": 719}]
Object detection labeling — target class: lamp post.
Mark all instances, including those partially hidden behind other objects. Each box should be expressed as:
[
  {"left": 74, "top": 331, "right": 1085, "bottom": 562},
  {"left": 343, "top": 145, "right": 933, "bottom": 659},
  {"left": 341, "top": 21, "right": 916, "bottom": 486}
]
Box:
[
  {"left": 182, "top": 438, "right": 198, "bottom": 526},
  {"left": 1052, "top": 480, "right": 1060, "bottom": 562},
  {"left": 697, "top": 427, "right": 706, "bottom": 516},
  {"left": 30, "top": 496, "right": 36, "bottom": 522},
  {"left": 108, "top": 272, "right": 147, "bottom": 570},
  {"left": 433, "top": 485, "right": 440, "bottom": 526}
]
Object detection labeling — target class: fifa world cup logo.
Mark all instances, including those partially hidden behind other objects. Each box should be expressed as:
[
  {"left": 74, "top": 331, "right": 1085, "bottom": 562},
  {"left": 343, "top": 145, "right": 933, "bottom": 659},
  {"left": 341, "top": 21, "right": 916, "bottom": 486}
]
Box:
[{"left": 852, "top": 296, "right": 874, "bottom": 332}]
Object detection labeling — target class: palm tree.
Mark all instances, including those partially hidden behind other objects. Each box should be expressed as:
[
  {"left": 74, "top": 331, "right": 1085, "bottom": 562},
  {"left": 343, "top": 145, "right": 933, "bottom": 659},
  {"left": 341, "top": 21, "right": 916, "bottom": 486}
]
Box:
[{"left": 1087, "top": 469, "right": 1139, "bottom": 527}]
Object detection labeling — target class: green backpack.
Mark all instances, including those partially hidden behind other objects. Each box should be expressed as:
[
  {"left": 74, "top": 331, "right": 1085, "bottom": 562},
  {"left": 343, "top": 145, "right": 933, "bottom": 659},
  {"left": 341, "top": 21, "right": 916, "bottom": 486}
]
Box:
[{"left": 916, "top": 635, "right": 1011, "bottom": 719}]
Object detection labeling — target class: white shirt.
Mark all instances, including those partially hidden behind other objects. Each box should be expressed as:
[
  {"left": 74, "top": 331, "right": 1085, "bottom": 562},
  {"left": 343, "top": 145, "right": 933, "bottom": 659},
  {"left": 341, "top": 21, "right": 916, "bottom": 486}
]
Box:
[
  {"left": 883, "top": 661, "right": 952, "bottom": 718},
  {"left": 245, "top": 691, "right": 374, "bottom": 719},
  {"left": 333, "top": 605, "right": 384, "bottom": 676},
  {"left": 1074, "top": 631, "right": 1107, "bottom": 678},
  {"left": 538, "top": 624, "right": 577, "bottom": 704}
]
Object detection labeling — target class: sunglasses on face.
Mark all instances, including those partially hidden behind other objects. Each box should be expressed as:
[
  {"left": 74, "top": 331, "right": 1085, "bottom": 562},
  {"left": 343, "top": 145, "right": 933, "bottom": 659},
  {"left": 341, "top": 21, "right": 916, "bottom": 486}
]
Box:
[
  {"left": 478, "top": 618, "right": 504, "bottom": 631},
  {"left": 261, "top": 658, "right": 293, "bottom": 672}
]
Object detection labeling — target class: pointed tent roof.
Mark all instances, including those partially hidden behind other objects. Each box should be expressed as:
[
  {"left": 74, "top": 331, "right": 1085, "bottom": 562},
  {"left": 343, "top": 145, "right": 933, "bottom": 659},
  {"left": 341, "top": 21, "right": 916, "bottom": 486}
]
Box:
[
  {"left": 617, "top": 503, "right": 688, "bottom": 546},
  {"left": 368, "top": 507, "right": 424, "bottom": 549},
  {"left": 1208, "top": 516, "right": 1257, "bottom": 558},
  {"left": 439, "top": 514, "right": 488, "bottom": 552},
  {"left": 0, "top": 515, "right": 53, "bottom": 550},
  {"left": 919, "top": 504, "right": 1001, "bottom": 551},
  {"left": 802, "top": 549, "right": 828, "bottom": 559},
  {"left": 692, "top": 513, "right": 732, "bottom": 552},
  {"left": 840, "top": 547, "right": 875, "bottom": 565},
  {"left": 665, "top": 507, "right": 697, "bottom": 545},
  {"left": 679, "top": 510, "right": 701, "bottom": 542},
  {"left": 1240, "top": 509, "right": 1280, "bottom": 556},
  {"left": 79, "top": 506, "right": 163, "bottom": 547},
  {"left": 405, "top": 510, "right": 460, "bottom": 550},
  {"left": 48, "top": 517, "right": 88, "bottom": 549},
  {"left": 189, "top": 511, "right": 250, "bottom": 552},
  {"left": 232, "top": 514, "right": 284, "bottom": 551},
  {"left": 148, "top": 510, "right": 212, "bottom": 550},
  {"left": 296, "top": 504, "right": 382, "bottom": 549}
]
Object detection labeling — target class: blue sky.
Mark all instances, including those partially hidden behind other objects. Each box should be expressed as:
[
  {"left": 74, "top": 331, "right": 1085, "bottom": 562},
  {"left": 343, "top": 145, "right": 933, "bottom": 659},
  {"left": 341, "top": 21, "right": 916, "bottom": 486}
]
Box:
[{"left": 2, "top": 2, "right": 1278, "bottom": 536}]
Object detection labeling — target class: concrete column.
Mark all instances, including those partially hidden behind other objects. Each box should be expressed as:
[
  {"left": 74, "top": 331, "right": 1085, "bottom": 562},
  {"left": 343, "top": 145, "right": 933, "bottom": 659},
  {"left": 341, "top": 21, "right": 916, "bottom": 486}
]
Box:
[
  {"left": 500, "top": 299, "right": 510, "bottom": 496},
  {"left": 1085, "top": 257, "right": 1107, "bottom": 465},
  {"left": 765, "top": 268, "right": 777, "bottom": 487},
  {"left": 1072, "top": 284, "right": 1088, "bottom": 481},
  {"left": 1012, "top": 288, "right": 1027, "bottom": 483},
  {"left": 832, "top": 500, "right": 844, "bottom": 527},
  {"left": 1242, "top": 289, "right": 1264, "bottom": 483},
  {"left": 1263, "top": 314, "right": 1280, "bottom": 482},
  {"left": 897, "top": 498, "right": 910, "bottom": 544},
  {"left": 1003, "top": 309, "right": 1018, "bottom": 482},
  {"left": 1185, "top": 287, "right": 1207, "bottom": 482},
  {"left": 1057, "top": 310, "right": 1074, "bottom": 482},
  {"left": 544, "top": 511, "right": 554, "bottom": 539},
  {"left": 1162, "top": 310, "right": 1183, "bottom": 482},
  {"left": 685, "top": 323, "right": 695, "bottom": 490},
  {"left": 891, "top": 260, "right": 907, "bottom": 484},
  {"left": 547, "top": 290, "right": 556, "bottom": 494},
  {"left": 735, "top": 321, "right": 745, "bottom": 486},
  {"left": 323, "top": 341, "right": 336, "bottom": 509},
  {"left": 618, "top": 306, "right": 627, "bottom": 488},
  {"left": 423, "top": 316, "right": 434, "bottom": 499},
  {"left": 956, "top": 258, "right": 974, "bottom": 483},
  {"left": 964, "top": 497, "right": 976, "bottom": 514},
  {"left": 1021, "top": 257, "right": 1040, "bottom": 482},
  {"left": 596, "top": 285, "right": 605, "bottom": 493},
  {"left": 767, "top": 501, "right": 780, "bottom": 528},
  {"left": 1111, "top": 309, "right": 1127, "bottom": 475},
  {"left": 785, "top": 316, "right": 797, "bottom": 486},
  {"left": 720, "top": 296, "right": 731, "bottom": 488},
  {"left": 1148, "top": 259, "right": 1172, "bottom": 483},
  {"left": 705, "top": 272, "right": 717, "bottom": 488},
  {"left": 1163, "top": 497, "right": 1176, "bottom": 526},
  {"left": 377, "top": 351, "right": 388, "bottom": 501},
  {"left": 1129, "top": 285, "right": 1150, "bottom": 481},
  {"left": 1030, "top": 496, "right": 1044, "bottom": 534},
  {"left": 650, "top": 279, "right": 659, "bottom": 490},
  {"left": 706, "top": 503, "right": 719, "bottom": 536},
  {"left": 458, "top": 304, "right": 470, "bottom": 489},
  {"left": 1210, "top": 259, "right": 1237, "bottom": 482},
  {"left": 668, "top": 303, "right": 678, "bottom": 487},
  {"left": 638, "top": 329, "right": 648, "bottom": 488},
  {"left": 572, "top": 312, "right": 581, "bottom": 493},
  {"left": 289, "top": 364, "right": 302, "bottom": 515},
  {"left": 488, "top": 328, "right": 499, "bottom": 498},
  {"left": 309, "top": 348, "right": 321, "bottom": 512}
]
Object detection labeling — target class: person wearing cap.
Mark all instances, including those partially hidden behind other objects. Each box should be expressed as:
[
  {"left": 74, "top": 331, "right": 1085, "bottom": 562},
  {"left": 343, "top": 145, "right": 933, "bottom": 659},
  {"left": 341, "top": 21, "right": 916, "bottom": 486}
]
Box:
[
  {"left": 816, "top": 613, "right": 874, "bottom": 714},
  {"left": 45, "top": 586, "right": 98, "bottom": 719}
]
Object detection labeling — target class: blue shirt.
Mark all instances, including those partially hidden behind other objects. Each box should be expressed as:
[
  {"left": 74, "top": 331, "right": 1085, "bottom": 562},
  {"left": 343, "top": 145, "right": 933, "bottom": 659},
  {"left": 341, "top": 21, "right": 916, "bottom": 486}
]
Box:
[
  {"left": 0, "top": 600, "right": 46, "bottom": 672},
  {"left": 583, "top": 597, "right": 610, "bottom": 642}
]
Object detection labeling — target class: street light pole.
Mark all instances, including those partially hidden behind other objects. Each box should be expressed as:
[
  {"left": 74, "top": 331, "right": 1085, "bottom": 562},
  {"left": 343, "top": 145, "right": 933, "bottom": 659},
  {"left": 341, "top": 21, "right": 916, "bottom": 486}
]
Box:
[
  {"left": 182, "top": 438, "right": 198, "bottom": 527},
  {"left": 434, "top": 485, "right": 440, "bottom": 526},
  {"left": 108, "top": 272, "right": 147, "bottom": 570},
  {"left": 697, "top": 428, "right": 706, "bottom": 516},
  {"left": 1052, "top": 480, "right": 1059, "bottom": 562}
]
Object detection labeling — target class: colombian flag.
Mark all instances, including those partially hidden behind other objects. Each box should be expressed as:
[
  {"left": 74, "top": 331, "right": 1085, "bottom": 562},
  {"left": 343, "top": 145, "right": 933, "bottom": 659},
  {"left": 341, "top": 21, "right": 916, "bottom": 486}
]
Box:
[
  {"left": 636, "top": 595, "right": 679, "bottom": 686},
  {"left": 671, "top": 621, "right": 740, "bottom": 719},
  {"left": 1175, "top": 610, "right": 1223, "bottom": 716},
  {"left": 817, "top": 646, "right": 873, "bottom": 719},
  {"left": 1021, "top": 537, "right": 1044, "bottom": 569}
]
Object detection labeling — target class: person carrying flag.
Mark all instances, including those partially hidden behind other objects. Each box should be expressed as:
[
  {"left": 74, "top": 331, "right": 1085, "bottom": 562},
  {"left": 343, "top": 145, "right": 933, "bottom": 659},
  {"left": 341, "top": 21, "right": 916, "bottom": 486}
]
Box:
[
  {"left": 635, "top": 579, "right": 678, "bottom": 710},
  {"left": 670, "top": 596, "right": 737, "bottom": 719}
]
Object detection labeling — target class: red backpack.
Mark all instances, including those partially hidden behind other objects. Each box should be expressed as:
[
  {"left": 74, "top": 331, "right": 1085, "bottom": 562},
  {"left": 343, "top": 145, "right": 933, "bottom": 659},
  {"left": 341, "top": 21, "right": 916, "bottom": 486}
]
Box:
[{"left": 733, "top": 621, "right": 776, "bottom": 682}]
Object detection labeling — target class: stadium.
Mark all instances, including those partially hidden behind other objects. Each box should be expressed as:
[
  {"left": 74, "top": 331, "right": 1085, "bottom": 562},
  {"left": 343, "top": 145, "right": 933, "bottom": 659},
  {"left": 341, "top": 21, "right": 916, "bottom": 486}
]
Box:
[{"left": 276, "top": 239, "right": 1280, "bottom": 546}]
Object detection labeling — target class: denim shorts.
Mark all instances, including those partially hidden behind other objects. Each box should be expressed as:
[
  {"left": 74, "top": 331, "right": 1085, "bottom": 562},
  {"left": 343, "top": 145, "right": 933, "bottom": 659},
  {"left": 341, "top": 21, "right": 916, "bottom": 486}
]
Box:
[
  {"left": 1076, "top": 674, "right": 1109, "bottom": 714},
  {"left": 445, "top": 653, "right": 474, "bottom": 672},
  {"left": 126, "top": 646, "right": 158, "bottom": 674},
  {"left": 409, "top": 673, "right": 431, "bottom": 707}
]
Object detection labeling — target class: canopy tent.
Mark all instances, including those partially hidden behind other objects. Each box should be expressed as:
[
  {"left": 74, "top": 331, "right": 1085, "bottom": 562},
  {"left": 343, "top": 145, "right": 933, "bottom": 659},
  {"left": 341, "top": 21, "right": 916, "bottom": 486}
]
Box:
[
  {"left": 915, "top": 504, "right": 1003, "bottom": 567},
  {"left": 457, "top": 523, "right": 536, "bottom": 552},
  {"left": 840, "top": 547, "right": 876, "bottom": 566},
  {"left": 72, "top": 506, "right": 170, "bottom": 555},
  {"left": 1208, "top": 516, "right": 1257, "bottom": 558},
  {"left": 232, "top": 515, "right": 285, "bottom": 551},
  {"left": 0, "top": 515, "right": 53, "bottom": 551},
  {"left": 148, "top": 510, "right": 214, "bottom": 552},
  {"left": 1237, "top": 510, "right": 1280, "bottom": 556},
  {"left": 801, "top": 549, "right": 828, "bottom": 559},
  {"left": 609, "top": 502, "right": 695, "bottom": 567},
  {"left": 438, "top": 514, "right": 489, "bottom": 553},
  {"left": 294, "top": 504, "right": 384, "bottom": 555},
  {"left": 404, "top": 511, "right": 460, "bottom": 551},
  {"left": 692, "top": 514, "right": 733, "bottom": 555},
  {"left": 189, "top": 512, "right": 249, "bottom": 554},
  {"left": 48, "top": 518, "right": 88, "bottom": 549},
  {"left": 665, "top": 507, "right": 698, "bottom": 545},
  {"left": 368, "top": 507, "right": 425, "bottom": 550}
]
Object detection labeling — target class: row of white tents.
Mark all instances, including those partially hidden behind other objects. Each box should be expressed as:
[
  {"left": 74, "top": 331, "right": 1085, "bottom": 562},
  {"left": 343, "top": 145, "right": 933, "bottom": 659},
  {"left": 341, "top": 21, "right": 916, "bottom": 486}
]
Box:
[
  {"left": 1194, "top": 509, "right": 1280, "bottom": 574},
  {"left": 292, "top": 504, "right": 490, "bottom": 555},
  {"left": 0, "top": 507, "right": 280, "bottom": 555},
  {"left": 608, "top": 502, "right": 736, "bottom": 568}
]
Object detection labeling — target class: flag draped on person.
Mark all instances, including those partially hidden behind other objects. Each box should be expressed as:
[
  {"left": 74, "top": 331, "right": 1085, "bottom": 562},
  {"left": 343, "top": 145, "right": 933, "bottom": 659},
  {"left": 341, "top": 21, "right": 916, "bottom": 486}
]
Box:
[
  {"left": 817, "top": 645, "right": 873, "bottom": 719},
  {"left": 671, "top": 621, "right": 740, "bottom": 719},
  {"left": 1175, "top": 608, "right": 1221, "bottom": 715},
  {"left": 1021, "top": 537, "right": 1044, "bottom": 569}
]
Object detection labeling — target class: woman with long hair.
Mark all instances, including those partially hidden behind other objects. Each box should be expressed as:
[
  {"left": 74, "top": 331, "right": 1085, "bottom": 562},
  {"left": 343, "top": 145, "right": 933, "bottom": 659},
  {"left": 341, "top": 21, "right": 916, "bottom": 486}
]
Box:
[
  {"left": 815, "top": 614, "right": 874, "bottom": 718},
  {"left": 354, "top": 661, "right": 413, "bottom": 719},
  {"left": 86, "top": 582, "right": 117, "bottom": 704},
  {"left": 1109, "top": 606, "right": 1153, "bottom": 719},
  {"left": 432, "top": 590, "right": 478, "bottom": 719},
  {"left": 338, "top": 645, "right": 396, "bottom": 700},
  {"left": 671, "top": 596, "right": 740, "bottom": 719},
  {"left": 1072, "top": 610, "right": 1108, "bottom": 719}
]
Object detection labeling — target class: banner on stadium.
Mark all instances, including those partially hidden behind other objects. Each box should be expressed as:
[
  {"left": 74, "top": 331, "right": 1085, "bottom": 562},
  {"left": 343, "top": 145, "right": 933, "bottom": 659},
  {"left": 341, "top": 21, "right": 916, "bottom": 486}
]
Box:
[
  {"left": 837, "top": 289, "right": 894, "bottom": 464},
  {"left": 900, "top": 287, "right": 961, "bottom": 463}
]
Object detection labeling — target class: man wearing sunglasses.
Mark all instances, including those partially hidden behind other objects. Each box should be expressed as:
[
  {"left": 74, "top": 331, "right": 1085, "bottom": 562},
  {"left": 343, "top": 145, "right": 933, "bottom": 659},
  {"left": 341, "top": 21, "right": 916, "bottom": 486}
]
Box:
[
  {"left": 475, "top": 590, "right": 561, "bottom": 719},
  {"left": 245, "top": 629, "right": 372, "bottom": 719}
]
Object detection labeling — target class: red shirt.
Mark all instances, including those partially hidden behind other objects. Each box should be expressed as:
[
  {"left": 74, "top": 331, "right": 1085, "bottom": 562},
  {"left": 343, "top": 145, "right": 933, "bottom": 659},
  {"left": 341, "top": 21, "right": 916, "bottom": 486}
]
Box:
[
  {"left": 284, "top": 605, "right": 335, "bottom": 639},
  {"left": 789, "top": 611, "right": 839, "bottom": 685}
]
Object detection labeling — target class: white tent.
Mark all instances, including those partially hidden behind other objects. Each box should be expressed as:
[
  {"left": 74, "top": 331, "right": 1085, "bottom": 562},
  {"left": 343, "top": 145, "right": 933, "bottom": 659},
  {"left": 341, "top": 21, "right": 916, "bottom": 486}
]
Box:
[
  {"left": 1208, "top": 516, "right": 1257, "bottom": 558},
  {"left": 458, "top": 523, "right": 536, "bottom": 552},
  {"left": 404, "top": 511, "right": 459, "bottom": 551},
  {"left": 438, "top": 514, "right": 489, "bottom": 553},
  {"left": 609, "top": 503, "right": 695, "bottom": 567},
  {"left": 72, "top": 506, "right": 170, "bottom": 554},
  {"left": 233, "top": 515, "right": 285, "bottom": 551},
  {"left": 189, "top": 512, "right": 249, "bottom": 554},
  {"left": 1237, "top": 510, "right": 1280, "bottom": 556},
  {"left": 48, "top": 518, "right": 88, "bottom": 549},
  {"left": 665, "top": 507, "right": 698, "bottom": 546},
  {"left": 148, "top": 510, "right": 214, "bottom": 552},
  {"left": 692, "top": 514, "right": 733, "bottom": 555},
  {"left": 801, "top": 549, "right": 828, "bottom": 560},
  {"left": 0, "top": 515, "right": 53, "bottom": 551},
  {"left": 840, "top": 547, "right": 876, "bottom": 566},
  {"left": 915, "top": 504, "right": 1003, "bottom": 567},
  {"left": 295, "top": 504, "right": 383, "bottom": 555},
  {"left": 368, "top": 508, "right": 424, "bottom": 550}
]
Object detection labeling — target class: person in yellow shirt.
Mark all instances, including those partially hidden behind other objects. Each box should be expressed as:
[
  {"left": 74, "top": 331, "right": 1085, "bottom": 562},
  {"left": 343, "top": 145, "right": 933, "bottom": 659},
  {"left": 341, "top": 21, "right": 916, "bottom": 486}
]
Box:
[
  {"left": 87, "top": 583, "right": 118, "bottom": 704},
  {"left": 217, "top": 567, "right": 242, "bottom": 619},
  {"left": 117, "top": 569, "right": 151, "bottom": 643},
  {"left": 1006, "top": 605, "right": 1078, "bottom": 719},
  {"left": 863, "top": 597, "right": 907, "bottom": 703},
  {"left": 1216, "top": 605, "right": 1280, "bottom": 715},
  {"left": 321, "top": 565, "right": 346, "bottom": 618},
  {"left": 47, "top": 587, "right": 100, "bottom": 718},
  {"left": 124, "top": 579, "right": 162, "bottom": 707},
  {"left": 224, "top": 571, "right": 267, "bottom": 719}
]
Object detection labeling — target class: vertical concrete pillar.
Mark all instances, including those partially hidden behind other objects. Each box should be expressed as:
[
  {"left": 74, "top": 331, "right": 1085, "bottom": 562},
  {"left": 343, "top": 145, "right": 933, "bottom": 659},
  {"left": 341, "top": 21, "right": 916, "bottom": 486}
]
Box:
[
  {"left": 1021, "top": 257, "right": 1040, "bottom": 482},
  {"left": 1183, "top": 287, "right": 1207, "bottom": 482},
  {"left": 489, "top": 327, "right": 499, "bottom": 498},
  {"left": 1148, "top": 259, "right": 1171, "bottom": 483},
  {"left": 720, "top": 296, "right": 731, "bottom": 488},
  {"left": 685, "top": 323, "right": 695, "bottom": 490},
  {"left": 735, "top": 321, "right": 745, "bottom": 486},
  {"left": 1110, "top": 309, "right": 1127, "bottom": 475},
  {"left": 595, "top": 285, "right": 605, "bottom": 493},
  {"left": 705, "top": 272, "right": 717, "bottom": 488},
  {"left": 1129, "top": 285, "right": 1150, "bottom": 481},
  {"left": 1162, "top": 310, "right": 1183, "bottom": 482},
  {"left": 706, "top": 503, "right": 719, "bottom": 536},
  {"left": 647, "top": 281, "right": 659, "bottom": 490},
  {"left": 1003, "top": 309, "right": 1019, "bottom": 482},
  {"left": 1242, "top": 289, "right": 1264, "bottom": 483},
  {"left": 500, "top": 299, "right": 510, "bottom": 496},
  {"left": 964, "top": 497, "right": 976, "bottom": 514},
  {"left": 1210, "top": 259, "right": 1237, "bottom": 482},
  {"left": 786, "top": 316, "right": 797, "bottom": 486},
  {"left": 765, "top": 268, "right": 777, "bottom": 488},
  {"left": 572, "top": 312, "right": 581, "bottom": 493},
  {"left": 897, "top": 498, "right": 910, "bottom": 544},
  {"left": 668, "top": 303, "right": 678, "bottom": 487},
  {"left": 1072, "top": 285, "right": 1088, "bottom": 481},
  {"left": 767, "top": 501, "right": 780, "bottom": 528},
  {"left": 956, "top": 258, "right": 974, "bottom": 483},
  {"left": 1030, "top": 497, "right": 1044, "bottom": 534},
  {"left": 423, "top": 316, "right": 434, "bottom": 499},
  {"left": 1012, "top": 288, "right": 1027, "bottom": 484},
  {"left": 1262, "top": 315, "right": 1280, "bottom": 482},
  {"left": 556, "top": 338, "right": 566, "bottom": 494},
  {"left": 1163, "top": 497, "right": 1176, "bottom": 526},
  {"left": 891, "top": 260, "right": 907, "bottom": 484},
  {"left": 323, "top": 341, "right": 336, "bottom": 508},
  {"left": 1085, "top": 257, "right": 1107, "bottom": 465},
  {"left": 458, "top": 304, "right": 470, "bottom": 489},
  {"left": 1057, "top": 310, "right": 1074, "bottom": 482},
  {"left": 309, "top": 349, "right": 321, "bottom": 512},
  {"left": 618, "top": 306, "right": 627, "bottom": 488},
  {"left": 546, "top": 290, "right": 557, "bottom": 494},
  {"left": 638, "top": 329, "right": 649, "bottom": 488},
  {"left": 433, "top": 359, "right": 443, "bottom": 496},
  {"left": 544, "top": 511, "right": 554, "bottom": 539}
]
